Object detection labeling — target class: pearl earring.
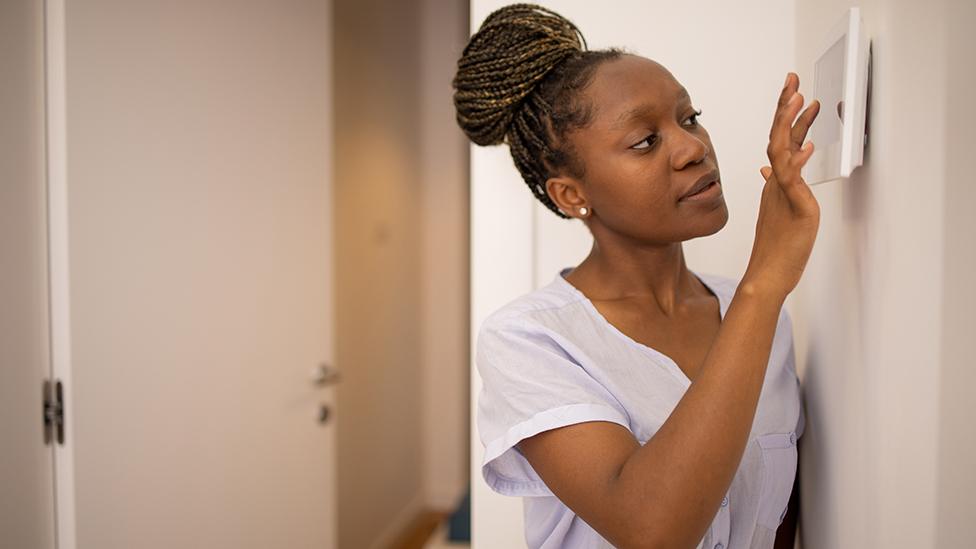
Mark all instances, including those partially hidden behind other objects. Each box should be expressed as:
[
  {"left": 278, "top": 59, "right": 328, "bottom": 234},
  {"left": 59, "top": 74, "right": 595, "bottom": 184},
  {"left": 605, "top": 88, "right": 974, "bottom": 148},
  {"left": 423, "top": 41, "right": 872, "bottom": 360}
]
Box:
[{"left": 579, "top": 207, "right": 588, "bottom": 216}]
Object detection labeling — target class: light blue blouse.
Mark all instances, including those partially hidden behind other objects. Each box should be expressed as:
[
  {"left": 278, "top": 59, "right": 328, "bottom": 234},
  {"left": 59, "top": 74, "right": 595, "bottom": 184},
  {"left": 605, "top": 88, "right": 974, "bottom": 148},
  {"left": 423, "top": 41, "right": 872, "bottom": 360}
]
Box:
[{"left": 475, "top": 267, "right": 805, "bottom": 548}]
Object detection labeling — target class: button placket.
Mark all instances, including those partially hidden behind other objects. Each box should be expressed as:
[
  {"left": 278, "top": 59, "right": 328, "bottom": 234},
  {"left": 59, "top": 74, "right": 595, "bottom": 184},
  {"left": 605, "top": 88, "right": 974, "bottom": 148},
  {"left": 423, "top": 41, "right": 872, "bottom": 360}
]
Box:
[{"left": 711, "top": 489, "right": 730, "bottom": 549}]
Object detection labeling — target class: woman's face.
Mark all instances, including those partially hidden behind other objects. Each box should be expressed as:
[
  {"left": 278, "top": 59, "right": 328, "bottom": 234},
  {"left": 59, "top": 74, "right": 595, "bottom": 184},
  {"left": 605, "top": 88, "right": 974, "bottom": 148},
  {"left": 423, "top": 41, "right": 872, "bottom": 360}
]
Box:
[{"left": 550, "top": 54, "right": 729, "bottom": 245}]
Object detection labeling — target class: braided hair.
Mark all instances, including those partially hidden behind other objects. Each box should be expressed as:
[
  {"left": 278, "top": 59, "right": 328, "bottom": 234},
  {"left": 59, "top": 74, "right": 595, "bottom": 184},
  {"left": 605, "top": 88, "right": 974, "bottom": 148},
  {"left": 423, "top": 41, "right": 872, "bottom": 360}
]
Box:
[{"left": 452, "top": 3, "right": 623, "bottom": 218}]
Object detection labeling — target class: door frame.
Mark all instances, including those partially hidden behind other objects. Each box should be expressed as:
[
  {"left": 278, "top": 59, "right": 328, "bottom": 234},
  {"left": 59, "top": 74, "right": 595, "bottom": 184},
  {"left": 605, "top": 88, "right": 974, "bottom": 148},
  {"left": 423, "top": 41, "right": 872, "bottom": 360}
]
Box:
[{"left": 44, "top": 1, "right": 77, "bottom": 547}]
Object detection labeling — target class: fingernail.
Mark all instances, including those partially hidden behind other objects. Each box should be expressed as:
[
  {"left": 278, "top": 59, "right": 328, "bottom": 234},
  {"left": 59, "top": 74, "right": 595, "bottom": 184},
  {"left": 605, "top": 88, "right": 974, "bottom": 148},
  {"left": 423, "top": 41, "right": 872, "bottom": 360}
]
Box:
[{"left": 784, "top": 73, "right": 791, "bottom": 87}]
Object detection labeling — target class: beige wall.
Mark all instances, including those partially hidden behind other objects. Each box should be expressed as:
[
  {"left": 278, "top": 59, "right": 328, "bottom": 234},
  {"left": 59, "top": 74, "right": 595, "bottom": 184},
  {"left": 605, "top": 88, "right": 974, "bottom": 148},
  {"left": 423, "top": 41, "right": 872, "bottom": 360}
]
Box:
[
  {"left": 335, "top": 0, "right": 470, "bottom": 546},
  {"left": 936, "top": 2, "right": 976, "bottom": 547},
  {"left": 0, "top": 0, "right": 56, "bottom": 546},
  {"left": 794, "top": 0, "right": 975, "bottom": 547},
  {"left": 64, "top": 1, "right": 337, "bottom": 547}
]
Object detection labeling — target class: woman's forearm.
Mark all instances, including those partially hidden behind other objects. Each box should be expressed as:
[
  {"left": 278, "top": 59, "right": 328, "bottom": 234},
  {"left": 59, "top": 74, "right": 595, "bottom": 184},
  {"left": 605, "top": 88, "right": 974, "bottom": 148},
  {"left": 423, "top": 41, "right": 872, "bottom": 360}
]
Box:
[{"left": 610, "top": 283, "right": 785, "bottom": 548}]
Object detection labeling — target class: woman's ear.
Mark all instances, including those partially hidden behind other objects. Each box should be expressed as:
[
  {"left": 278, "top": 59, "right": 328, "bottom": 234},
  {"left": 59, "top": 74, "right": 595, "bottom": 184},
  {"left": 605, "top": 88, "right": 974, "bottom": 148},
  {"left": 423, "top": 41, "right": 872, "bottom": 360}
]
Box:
[{"left": 546, "top": 176, "right": 589, "bottom": 218}]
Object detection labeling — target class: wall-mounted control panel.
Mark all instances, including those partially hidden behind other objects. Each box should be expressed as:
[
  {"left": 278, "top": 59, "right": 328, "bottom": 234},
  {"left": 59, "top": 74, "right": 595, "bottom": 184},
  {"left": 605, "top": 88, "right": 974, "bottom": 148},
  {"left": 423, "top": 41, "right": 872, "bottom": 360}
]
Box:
[{"left": 804, "top": 7, "right": 872, "bottom": 184}]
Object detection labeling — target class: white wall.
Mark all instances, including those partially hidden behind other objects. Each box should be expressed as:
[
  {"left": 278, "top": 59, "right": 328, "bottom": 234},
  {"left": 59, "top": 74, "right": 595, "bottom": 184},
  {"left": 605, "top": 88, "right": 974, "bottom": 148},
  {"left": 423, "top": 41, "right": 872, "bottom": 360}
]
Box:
[
  {"left": 793, "top": 0, "right": 976, "bottom": 547},
  {"left": 470, "top": 1, "right": 797, "bottom": 546}
]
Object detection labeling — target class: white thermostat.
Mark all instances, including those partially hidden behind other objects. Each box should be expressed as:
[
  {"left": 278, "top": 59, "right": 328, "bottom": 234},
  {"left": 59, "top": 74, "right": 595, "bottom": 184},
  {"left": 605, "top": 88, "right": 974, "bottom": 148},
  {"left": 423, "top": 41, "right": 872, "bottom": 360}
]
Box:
[{"left": 803, "top": 7, "right": 872, "bottom": 185}]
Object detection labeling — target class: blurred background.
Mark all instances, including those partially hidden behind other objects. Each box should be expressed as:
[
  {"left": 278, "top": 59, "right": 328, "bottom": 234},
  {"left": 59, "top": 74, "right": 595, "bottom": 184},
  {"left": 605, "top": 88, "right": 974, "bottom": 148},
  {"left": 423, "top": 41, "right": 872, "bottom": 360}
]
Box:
[
  {"left": 2, "top": 1, "right": 973, "bottom": 548},
  {"left": 3, "top": 0, "right": 469, "bottom": 548}
]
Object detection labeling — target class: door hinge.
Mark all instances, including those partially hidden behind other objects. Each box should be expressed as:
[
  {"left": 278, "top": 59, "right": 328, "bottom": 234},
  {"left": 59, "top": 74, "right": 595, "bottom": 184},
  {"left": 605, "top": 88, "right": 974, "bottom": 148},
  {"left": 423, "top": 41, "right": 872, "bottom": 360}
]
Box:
[{"left": 42, "top": 379, "right": 65, "bottom": 445}]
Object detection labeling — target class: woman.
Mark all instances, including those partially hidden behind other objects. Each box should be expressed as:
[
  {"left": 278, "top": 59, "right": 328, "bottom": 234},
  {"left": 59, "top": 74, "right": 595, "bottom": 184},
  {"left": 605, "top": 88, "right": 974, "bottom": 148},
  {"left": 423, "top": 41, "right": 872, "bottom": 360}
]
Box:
[{"left": 454, "top": 4, "right": 820, "bottom": 548}]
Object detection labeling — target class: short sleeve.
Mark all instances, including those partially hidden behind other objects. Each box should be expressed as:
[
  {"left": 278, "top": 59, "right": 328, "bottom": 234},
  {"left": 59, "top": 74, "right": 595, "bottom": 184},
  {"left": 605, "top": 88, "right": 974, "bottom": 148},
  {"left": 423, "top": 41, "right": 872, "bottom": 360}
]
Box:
[
  {"left": 782, "top": 307, "right": 806, "bottom": 439},
  {"left": 475, "top": 314, "right": 631, "bottom": 497}
]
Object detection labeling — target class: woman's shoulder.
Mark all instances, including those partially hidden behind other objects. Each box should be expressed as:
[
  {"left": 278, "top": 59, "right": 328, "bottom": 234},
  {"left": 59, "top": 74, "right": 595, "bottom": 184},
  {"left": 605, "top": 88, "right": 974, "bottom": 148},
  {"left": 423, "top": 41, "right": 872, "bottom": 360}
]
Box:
[{"left": 479, "top": 271, "right": 583, "bottom": 333}]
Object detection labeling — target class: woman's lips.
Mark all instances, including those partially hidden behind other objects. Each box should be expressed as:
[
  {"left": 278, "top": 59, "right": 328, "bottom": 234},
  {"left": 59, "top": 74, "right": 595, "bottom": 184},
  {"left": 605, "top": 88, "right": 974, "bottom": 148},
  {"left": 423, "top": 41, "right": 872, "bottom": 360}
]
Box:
[
  {"left": 679, "top": 180, "right": 722, "bottom": 202},
  {"left": 680, "top": 169, "right": 720, "bottom": 200}
]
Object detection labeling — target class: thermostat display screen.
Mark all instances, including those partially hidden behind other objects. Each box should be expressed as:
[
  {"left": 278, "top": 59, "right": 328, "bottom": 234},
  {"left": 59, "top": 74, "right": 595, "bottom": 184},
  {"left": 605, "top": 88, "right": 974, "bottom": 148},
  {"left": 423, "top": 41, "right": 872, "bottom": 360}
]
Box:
[{"left": 813, "top": 37, "right": 846, "bottom": 150}]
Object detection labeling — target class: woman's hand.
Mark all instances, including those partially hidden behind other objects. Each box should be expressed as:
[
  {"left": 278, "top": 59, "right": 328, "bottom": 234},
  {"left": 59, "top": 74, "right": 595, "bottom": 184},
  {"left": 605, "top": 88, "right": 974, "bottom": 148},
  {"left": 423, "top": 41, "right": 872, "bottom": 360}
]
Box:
[{"left": 742, "top": 72, "right": 822, "bottom": 300}]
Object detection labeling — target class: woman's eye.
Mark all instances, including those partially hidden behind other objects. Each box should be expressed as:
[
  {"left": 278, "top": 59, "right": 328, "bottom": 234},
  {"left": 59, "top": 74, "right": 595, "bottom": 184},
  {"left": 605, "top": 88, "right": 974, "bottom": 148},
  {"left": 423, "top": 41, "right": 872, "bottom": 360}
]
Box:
[
  {"left": 631, "top": 134, "right": 656, "bottom": 150},
  {"left": 683, "top": 109, "right": 703, "bottom": 127}
]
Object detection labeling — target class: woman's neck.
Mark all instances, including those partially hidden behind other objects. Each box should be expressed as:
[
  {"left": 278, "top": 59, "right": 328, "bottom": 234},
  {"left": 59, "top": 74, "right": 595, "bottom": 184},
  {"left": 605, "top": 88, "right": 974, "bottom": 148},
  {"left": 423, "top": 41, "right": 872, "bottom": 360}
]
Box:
[{"left": 564, "top": 239, "right": 707, "bottom": 317}]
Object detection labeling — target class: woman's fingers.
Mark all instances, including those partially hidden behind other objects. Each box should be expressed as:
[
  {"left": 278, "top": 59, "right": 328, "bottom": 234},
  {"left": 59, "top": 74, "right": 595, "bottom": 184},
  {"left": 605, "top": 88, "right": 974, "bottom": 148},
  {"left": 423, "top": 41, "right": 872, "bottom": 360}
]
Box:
[
  {"left": 798, "top": 141, "right": 815, "bottom": 163},
  {"left": 758, "top": 75, "right": 822, "bottom": 229},
  {"left": 767, "top": 72, "right": 820, "bottom": 186},
  {"left": 768, "top": 94, "right": 805, "bottom": 166},
  {"left": 790, "top": 100, "right": 821, "bottom": 148},
  {"left": 769, "top": 92, "right": 802, "bottom": 154},
  {"left": 776, "top": 141, "right": 815, "bottom": 184},
  {"left": 778, "top": 73, "right": 797, "bottom": 113},
  {"left": 779, "top": 142, "right": 815, "bottom": 184},
  {"left": 768, "top": 73, "right": 797, "bottom": 141}
]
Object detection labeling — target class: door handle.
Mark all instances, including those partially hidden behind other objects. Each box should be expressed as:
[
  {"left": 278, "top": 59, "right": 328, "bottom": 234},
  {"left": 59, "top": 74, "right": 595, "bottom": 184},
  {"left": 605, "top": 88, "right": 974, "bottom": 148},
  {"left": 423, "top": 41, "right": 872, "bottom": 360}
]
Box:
[{"left": 310, "top": 363, "right": 341, "bottom": 387}]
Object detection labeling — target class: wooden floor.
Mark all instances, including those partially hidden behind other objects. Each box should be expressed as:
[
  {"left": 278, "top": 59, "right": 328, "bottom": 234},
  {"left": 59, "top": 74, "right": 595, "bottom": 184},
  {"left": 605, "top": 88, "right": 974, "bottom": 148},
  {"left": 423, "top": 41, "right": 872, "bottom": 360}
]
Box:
[{"left": 389, "top": 510, "right": 452, "bottom": 549}]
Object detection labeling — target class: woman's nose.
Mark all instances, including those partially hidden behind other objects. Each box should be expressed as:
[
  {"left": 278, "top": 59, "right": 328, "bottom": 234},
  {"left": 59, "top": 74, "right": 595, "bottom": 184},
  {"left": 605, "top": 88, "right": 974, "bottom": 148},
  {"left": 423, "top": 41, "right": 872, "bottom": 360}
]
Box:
[{"left": 671, "top": 130, "right": 709, "bottom": 170}]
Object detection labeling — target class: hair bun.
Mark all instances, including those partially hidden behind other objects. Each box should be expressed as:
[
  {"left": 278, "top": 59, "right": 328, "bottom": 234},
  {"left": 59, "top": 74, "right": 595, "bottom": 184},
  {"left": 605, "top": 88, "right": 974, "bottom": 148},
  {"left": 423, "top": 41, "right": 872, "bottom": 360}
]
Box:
[{"left": 453, "top": 3, "right": 586, "bottom": 146}]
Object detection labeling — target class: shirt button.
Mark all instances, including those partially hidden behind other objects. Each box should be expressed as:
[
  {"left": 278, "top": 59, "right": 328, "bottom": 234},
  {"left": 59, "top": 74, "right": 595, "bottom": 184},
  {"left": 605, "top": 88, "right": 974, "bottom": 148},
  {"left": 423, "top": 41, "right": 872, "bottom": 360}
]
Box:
[
  {"left": 714, "top": 543, "right": 724, "bottom": 549},
  {"left": 721, "top": 496, "right": 729, "bottom": 507}
]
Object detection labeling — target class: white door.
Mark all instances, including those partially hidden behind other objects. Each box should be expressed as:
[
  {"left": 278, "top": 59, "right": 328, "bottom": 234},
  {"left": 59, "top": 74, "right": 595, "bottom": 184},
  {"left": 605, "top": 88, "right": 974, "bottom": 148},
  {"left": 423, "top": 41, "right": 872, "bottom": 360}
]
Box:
[
  {"left": 0, "top": 1, "right": 57, "bottom": 547},
  {"left": 52, "top": 1, "right": 338, "bottom": 547}
]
